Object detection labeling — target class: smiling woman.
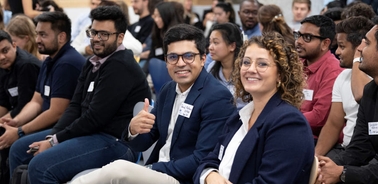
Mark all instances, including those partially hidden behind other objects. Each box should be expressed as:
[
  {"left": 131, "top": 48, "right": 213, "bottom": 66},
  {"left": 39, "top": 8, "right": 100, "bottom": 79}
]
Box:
[{"left": 194, "top": 32, "right": 314, "bottom": 184}]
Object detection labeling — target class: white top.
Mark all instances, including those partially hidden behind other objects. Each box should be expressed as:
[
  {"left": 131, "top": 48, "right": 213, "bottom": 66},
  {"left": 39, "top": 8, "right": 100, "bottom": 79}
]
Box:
[
  {"left": 158, "top": 84, "right": 192, "bottom": 162},
  {"left": 71, "top": 11, "right": 91, "bottom": 42},
  {"left": 200, "top": 102, "right": 254, "bottom": 183},
  {"left": 71, "top": 24, "right": 142, "bottom": 56},
  {"left": 331, "top": 69, "right": 358, "bottom": 146}
]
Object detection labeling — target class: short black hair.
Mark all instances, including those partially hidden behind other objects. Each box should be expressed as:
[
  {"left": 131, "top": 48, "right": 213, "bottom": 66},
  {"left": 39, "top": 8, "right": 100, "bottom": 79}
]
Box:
[
  {"left": 342, "top": 1, "right": 376, "bottom": 20},
  {"left": 323, "top": 7, "right": 343, "bottom": 21},
  {"left": 239, "top": 0, "right": 262, "bottom": 9},
  {"left": 34, "top": 11, "right": 71, "bottom": 42},
  {"left": 0, "top": 30, "right": 12, "bottom": 43},
  {"left": 90, "top": 6, "right": 128, "bottom": 34},
  {"left": 336, "top": 16, "right": 374, "bottom": 49},
  {"left": 163, "top": 24, "right": 206, "bottom": 56},
  {"left": 301, "top": 15, "right": 336, "bottom": 43},
  {"left": 372, "top": 15, "right": 378, "bottom": 24},
  {"left": 326, "top": 0, "right": 345, "bottom": 9}
]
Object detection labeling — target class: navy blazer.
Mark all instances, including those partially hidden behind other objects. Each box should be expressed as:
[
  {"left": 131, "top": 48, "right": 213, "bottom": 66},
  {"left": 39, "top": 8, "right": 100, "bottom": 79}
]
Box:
[
  {"left": 194, "top": 92, "right": 314, "bottom": 184},
  {"left": 127, "top": 69, "right": 236, "bottom": 184}
]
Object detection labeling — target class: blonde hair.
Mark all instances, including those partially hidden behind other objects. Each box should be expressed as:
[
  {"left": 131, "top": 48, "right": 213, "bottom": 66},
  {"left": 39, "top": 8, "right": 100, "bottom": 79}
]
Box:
[
  {"left": 233, "top": 32, "right": 305, "bottom": 109},
  {"left": 6, "top": 15, "right": 40, "bottom": 59}
]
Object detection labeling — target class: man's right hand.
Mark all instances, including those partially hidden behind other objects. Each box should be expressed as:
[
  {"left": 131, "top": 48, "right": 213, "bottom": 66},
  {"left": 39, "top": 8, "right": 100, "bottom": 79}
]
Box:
[
  {"left": 1, "top": 117, "right": 18, "bottom": 127},
  {"left": 129, "top": 98, "right": 155, "bottom": 135}
]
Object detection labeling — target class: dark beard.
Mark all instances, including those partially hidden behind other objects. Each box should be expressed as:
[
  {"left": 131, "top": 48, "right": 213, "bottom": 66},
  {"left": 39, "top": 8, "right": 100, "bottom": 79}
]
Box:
[{"left": 92, "top": 39, "right": 118, "bottom": 58}]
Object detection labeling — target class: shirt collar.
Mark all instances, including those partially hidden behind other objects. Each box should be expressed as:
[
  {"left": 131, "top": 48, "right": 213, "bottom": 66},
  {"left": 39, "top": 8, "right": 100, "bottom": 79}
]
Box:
[
  {"left": 303, "top": 51, "right": 333, "bottom": 74},
  {"left": 89, "top": 44, "right": 126, "bottom": 67},
  {"left": 239, "top": 101, "right": 254, "bottom": 125},
  {"left": 175, "top": 83, "right": 193, "bottom": 96},
  {"left": 243, "top": 24, "right": 261, "bottom": 39}
]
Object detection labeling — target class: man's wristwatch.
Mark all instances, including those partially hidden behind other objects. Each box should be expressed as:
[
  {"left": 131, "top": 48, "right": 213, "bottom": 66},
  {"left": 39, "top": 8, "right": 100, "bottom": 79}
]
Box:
[
  {"left": 17, "top": 127, "right": 25, "bottom": 138},
  {"left": 353, "top": 57, "right": 361, "bottom": 63},
  {"left": 340, "top": 167, "right": 347, "bottom": 182}
]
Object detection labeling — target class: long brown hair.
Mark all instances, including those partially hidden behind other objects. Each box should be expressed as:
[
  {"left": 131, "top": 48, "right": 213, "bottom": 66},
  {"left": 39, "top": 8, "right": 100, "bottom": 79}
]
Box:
[
  {"left": 258, "top": 4, "right": 295, "bottom": 46},
  {"left": 6, "top": 15, "right": 40, "bottom": 59}
]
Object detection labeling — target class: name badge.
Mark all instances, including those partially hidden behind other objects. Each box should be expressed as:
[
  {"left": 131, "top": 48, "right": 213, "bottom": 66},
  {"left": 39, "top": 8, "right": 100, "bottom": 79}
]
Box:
[
  {"left": 8, "top": 87, "right": 18, "bottom": 97},
  {"left": 87, "top": 81, "right": 94, "bottom": 92},
  {"left": 44, "top": 85, "right": 50, "bottom": 96},
  {"left": 134, "top": 25, "right": 141, "bottom": 33},
  {"left": 303, "top": 89, "right": 314, "bottom": 101},
  {"left": 178, "top": 103, "right": 193, "bottom": 118},
  {"left": 368, "top": 122, "right": 378, "bottom": 135},
  {"left": 218, "top": 145, "right": 224, "bottom": 160},
  {"left": 155, "top": 47, "right": 163, "bottom": 56}
]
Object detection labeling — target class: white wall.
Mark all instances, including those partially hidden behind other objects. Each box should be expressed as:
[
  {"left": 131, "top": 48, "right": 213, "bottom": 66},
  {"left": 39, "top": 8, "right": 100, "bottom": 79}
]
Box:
[
  {"left": 64, "top": 0, "right": 326, "bottom": 30},
  {"left": 259, "top": 0, "right": 325, "bottom": 24}
]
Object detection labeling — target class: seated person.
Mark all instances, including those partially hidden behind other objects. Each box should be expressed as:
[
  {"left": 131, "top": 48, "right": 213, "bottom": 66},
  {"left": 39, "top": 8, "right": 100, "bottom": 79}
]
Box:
[
  {"left": 70, "top": 23, "right": 236, "bottom": 184},
  {"left": 9, "top": 6, "right": 151, "bottom": 183},
  {"left": 194, "top": 32, "right": 314, "bottom": 184},
  {"left": 317, "top": 23, "right": 378, "bottom": 184},
  {"left": 315, "top": 16, "right": 374, "bottom": 157},
  {"left": 3, "top": 11, "right": 85, "bottom": 166},
  {"left": 0, "top": 30, "right": 41, "bottom": 183},
  {"left": 71, "top": 0, "right": 142, "bottom": 56},
  {"left": 207, "top": 23, "right": 248, "bottom": 110}
]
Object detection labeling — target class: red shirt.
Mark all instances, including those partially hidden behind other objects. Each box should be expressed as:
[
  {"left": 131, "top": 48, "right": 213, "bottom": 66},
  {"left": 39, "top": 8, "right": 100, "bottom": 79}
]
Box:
[{"left": 300, "top": 51, "right": 343, "bottom": 139}]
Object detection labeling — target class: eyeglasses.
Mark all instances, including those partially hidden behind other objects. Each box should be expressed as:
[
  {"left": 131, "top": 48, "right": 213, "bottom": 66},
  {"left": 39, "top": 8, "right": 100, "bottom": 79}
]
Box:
[
  {"left": 241, "top": 10, "right": 258, "bottom": 16},
  {"left": 165, "top": 52, "right": 200, "bottom": 65},
  {"left": 293, "top": 31, "right": 326, "bottom": 43},
  {"left": 239, "top": 57, "right": 274, "bottom": 72},
  {"left": 86, "top": 29, "right": 119, "bottom": 41}
]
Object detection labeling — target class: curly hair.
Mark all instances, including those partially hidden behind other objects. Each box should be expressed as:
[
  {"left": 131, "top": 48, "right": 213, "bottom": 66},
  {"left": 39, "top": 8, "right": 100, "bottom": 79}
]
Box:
[{"left": 233, "top": 32, "right": 305, "bottom": 109}]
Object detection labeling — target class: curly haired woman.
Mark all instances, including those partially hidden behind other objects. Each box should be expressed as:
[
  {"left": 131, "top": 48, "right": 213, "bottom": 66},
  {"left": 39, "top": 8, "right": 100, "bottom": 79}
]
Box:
[{"left": 194, "top": 32, "right": 314, "bottom": 184}]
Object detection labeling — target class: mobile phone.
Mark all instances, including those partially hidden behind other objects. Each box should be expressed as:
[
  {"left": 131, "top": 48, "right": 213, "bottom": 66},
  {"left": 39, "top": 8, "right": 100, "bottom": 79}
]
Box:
[{"left": 28, "top": 146, "right": 39, "bottom": 154}]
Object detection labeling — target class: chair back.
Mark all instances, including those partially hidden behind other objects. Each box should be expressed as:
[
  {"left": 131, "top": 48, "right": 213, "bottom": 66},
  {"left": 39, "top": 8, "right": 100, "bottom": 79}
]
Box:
[
  {"left": 308, "top": 156, "right": 319, "bottom": 184},
  {"left": 148, "top": 58, "right": 172, "bottom": 96}
]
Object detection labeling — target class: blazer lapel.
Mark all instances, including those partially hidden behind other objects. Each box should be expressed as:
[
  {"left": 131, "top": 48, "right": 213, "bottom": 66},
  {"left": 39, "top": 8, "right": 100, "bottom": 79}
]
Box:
[
  {"left": 229, "top": 93, "right": 282, "bottom": 183},
  {"left": 170, "top": 69, "right": 207, "bottom": 148},
  {"left": 159, "top": 83, "right": 177, "bottom": 141}
]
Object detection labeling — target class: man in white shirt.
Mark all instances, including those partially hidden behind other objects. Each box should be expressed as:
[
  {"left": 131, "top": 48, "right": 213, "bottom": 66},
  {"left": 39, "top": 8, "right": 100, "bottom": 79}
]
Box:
[{"left": 315, "top": 16, "right": 373, "bottom": 157}]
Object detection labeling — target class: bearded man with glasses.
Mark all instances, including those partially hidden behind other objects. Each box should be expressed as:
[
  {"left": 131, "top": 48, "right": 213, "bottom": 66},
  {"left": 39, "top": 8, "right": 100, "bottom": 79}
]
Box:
[
  {"left": 70, "top": 23, "right": 236, "bottom": 184},
  {"left": 295, "top": 15, "right": 343, "bottom": 145}
]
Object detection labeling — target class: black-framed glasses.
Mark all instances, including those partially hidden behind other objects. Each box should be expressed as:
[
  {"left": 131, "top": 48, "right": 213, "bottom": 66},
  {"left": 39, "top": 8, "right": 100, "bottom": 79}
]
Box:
[
  {"left": 293, "top": 31, "right": 326, "bottom": 43},
  {"left": 239, "top": 57, "right": 274, "bottom": 73},
  {"left": 165, "top": 52, "right": 200, "bottom": 65},
  {"left": 86, "top": 29, "right": 119, "bottom": 41}
]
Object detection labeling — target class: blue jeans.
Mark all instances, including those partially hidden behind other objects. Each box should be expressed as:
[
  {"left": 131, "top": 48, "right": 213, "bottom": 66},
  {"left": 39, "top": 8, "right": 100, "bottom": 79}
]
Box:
[{"left": 9, "top": 129, "right": 137, "bottom": 184}]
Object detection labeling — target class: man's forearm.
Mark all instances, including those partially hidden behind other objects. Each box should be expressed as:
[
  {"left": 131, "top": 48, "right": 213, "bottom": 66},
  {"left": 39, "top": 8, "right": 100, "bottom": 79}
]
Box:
[
  {"left": 315, "top": 122, "right": 343, "bottom": 156},
  {"left": 14, "top": 101, "right": 42, "bottom": 126},
  {"left": 22, "top": 109, "right": 63, "bottom": 134}
]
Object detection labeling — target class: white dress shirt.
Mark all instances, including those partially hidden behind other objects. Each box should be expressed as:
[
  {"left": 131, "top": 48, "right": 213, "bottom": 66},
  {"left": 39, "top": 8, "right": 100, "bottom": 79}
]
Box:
[
  {"left": 200, "top": 102, "right": 254, "bottom": 183},
  {"left": 158, "top": 84, "right": 192, "bottom": 162}
]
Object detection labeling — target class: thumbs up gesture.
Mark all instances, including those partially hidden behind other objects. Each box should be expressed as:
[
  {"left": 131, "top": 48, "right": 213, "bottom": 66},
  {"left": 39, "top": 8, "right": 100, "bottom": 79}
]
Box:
[{"left": 130, "top": 98, "right": 156, "bottom": 135}]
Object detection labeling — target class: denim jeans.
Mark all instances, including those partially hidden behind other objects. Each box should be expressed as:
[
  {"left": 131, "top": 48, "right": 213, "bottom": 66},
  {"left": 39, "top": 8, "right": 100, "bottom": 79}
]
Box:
[{"left": 9, "top": 129, "right": 137, "bottom": 184}]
